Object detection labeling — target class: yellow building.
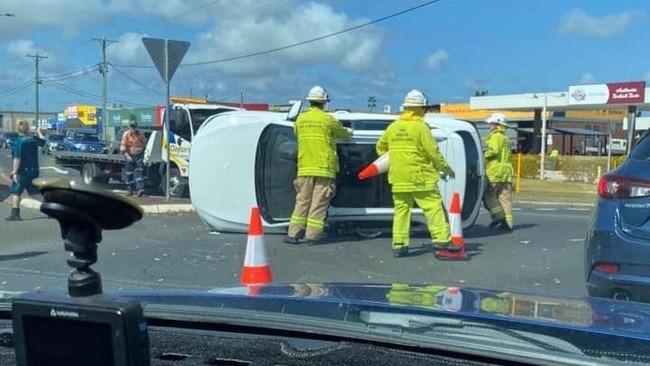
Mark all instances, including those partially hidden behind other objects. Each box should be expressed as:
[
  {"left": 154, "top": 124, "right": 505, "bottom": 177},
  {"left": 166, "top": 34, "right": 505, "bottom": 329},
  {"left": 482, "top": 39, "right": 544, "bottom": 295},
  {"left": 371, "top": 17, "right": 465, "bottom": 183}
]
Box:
[{"left": 64, "top": 104, "right": 98, "bottom": 128}]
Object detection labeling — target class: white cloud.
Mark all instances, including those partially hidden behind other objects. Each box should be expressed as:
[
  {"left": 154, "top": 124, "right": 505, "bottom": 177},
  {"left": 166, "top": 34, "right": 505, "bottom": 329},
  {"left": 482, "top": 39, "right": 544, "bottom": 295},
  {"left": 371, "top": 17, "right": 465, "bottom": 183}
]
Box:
[
  {"left": 108, "top": 32, "right": 152, "bottom": 64},
  {"left": 6, "top": 39, "right": 37, "bottom": 58},
  {"left": 577, "top": 72, "right": 596, "bottom": 84},
  {"left": 425, "top": 49, "right": 448, "bottom": 70},
  {"left": 558, "top": 8, "right": 644, "bottom": 37},
  {"left": 0, "top": 0, "right": 390, "bottom": 109},
  {"left": 464, "top": 78, "right": 489, "bottom": 92},
  {"left": 190, "top": 1, "right": 382, "bottom": 82}
]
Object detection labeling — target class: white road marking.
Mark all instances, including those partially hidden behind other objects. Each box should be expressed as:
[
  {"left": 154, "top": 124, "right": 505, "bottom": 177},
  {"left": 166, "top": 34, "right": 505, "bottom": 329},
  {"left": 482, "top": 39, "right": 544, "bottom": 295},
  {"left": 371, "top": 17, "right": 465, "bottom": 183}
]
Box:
[
  {"left": 534, "top": 208, "right": 558, "bottom": 211},
  {"left": 566, "top": 208, "right": 591, "bottom": 211}
]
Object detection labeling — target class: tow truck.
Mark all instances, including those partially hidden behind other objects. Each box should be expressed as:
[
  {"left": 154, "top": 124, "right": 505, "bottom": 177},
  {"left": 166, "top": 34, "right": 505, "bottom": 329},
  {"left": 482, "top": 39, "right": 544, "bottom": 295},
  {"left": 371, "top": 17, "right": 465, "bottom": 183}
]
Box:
[{"left": 53, "top": 102, "right": 242, "bottom": 197}]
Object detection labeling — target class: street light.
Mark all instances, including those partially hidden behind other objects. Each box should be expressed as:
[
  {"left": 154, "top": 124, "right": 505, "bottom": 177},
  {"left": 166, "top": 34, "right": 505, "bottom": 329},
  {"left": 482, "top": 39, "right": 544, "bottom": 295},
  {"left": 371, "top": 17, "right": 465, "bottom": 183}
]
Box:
[{"left": 532, "top": 92, "right": 567, "bottom": 181}]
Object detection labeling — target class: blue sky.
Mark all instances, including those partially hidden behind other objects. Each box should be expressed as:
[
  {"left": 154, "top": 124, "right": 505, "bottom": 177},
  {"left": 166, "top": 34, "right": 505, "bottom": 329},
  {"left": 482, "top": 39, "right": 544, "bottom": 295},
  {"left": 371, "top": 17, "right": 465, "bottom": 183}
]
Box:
[{"left": 0, "top": 0, "right": 648, "bottom": 113}]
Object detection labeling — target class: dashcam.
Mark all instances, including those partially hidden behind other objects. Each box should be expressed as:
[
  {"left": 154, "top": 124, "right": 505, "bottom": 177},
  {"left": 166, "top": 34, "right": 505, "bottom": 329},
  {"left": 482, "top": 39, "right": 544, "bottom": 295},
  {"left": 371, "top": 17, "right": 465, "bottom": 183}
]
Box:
[{"left": 12, "top": 292, "right": 149, "bottom": 366}]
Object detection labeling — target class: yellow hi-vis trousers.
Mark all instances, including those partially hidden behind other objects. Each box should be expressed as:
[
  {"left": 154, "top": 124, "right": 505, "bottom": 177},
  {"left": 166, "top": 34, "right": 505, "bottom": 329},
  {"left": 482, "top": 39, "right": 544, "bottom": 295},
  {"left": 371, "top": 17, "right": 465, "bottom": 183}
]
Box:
[
  {"left": 482, "top": 182, "right": 506, "bottom": 223},
  {"left": 483, "top": 182, "right": 514, "bottom": 229},
  {"left": 392, "top": 190, "right": 451, "bottom": 249},
  {"left": 287, "top": 176, "right": 336, "bottom": 241}
]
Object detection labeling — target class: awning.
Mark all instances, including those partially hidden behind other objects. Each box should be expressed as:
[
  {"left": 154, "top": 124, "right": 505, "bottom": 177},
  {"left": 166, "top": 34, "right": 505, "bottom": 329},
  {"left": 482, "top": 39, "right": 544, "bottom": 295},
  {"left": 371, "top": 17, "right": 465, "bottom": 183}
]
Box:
[
  {"left": 553, "top": 127, "right": 607, "bottom": 136},
  {"left": 516, "top": 127, "right": 607, "bottom": 136},
  {"left": 516, "top": 127, "right": 563, "bottom": 135}
]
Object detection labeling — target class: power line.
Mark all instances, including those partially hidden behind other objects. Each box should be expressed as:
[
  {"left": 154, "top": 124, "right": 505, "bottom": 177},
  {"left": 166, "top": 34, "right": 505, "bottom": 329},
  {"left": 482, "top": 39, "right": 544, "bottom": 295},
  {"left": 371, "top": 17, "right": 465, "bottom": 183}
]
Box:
[
  {"left": 41, "top": 64, "right": 99, "bottom": 81},
  {"left": 46, "top": 79, "right": 152, "bottom": 108},
  {"left": 168, "top": 0, "right": 224, "bottom": 21},
  {"left": 0, "top": 80, "right": 35, "bottom": 97},
  {"left": 184, "top": 0, "right": 445, "bottom": 67},
  {"left": 113, "top": 0, "right": 445, "bottom": 69},
  {"left": 109, "top": 63, "right": 165, "bottom": 96}
]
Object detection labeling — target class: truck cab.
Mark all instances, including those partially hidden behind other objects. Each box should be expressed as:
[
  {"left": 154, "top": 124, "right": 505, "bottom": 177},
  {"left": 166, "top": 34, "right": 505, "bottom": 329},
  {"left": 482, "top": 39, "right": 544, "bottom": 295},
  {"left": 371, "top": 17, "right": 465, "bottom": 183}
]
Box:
[{"left": 144, "top": 103, "right": 243, "bottom": 197}]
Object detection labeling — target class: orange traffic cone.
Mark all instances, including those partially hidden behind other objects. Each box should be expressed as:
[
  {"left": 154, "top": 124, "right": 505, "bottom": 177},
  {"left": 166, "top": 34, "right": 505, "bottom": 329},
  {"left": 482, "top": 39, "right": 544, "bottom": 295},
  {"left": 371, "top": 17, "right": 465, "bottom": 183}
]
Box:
[
  {"left": 358, "top": 152, "right": 389, "bottom": 180},
  {"left": 241, "top": 207, "right": 273, "bottom": 290},
  {"left": 435, "top": 192, "right": 469, "bottom": 260}
]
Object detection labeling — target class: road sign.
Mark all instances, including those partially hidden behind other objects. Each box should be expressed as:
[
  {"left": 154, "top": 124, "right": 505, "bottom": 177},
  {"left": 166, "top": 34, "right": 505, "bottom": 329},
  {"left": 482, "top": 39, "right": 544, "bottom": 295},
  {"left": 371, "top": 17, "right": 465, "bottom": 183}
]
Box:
[
  {"left": 142, "top": 37, "right": 191, "bottom": 201},
  {"left": 142, "top": 37, "right": 190, "bottom": 83}
]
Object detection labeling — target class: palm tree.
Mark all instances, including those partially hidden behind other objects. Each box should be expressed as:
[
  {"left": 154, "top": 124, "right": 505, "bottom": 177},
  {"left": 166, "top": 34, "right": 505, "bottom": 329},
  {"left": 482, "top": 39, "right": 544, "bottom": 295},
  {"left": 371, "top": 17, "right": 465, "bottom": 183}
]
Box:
[{"left": 367, "top": 96, "right": 377, "bottom": 111}]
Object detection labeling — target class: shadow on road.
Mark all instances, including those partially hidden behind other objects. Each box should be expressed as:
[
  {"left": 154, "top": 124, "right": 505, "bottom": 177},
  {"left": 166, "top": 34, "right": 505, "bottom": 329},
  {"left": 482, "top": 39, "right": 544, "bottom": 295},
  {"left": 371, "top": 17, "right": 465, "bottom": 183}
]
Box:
[
  {"left": 0, "top": 184, "right": 10, "bottom": 203},
  {"left": 0, "top": 251, "right": 48, "bottom": 262},
  {"left": 465, "top": 223, "right": 538, "bottom": 239}
]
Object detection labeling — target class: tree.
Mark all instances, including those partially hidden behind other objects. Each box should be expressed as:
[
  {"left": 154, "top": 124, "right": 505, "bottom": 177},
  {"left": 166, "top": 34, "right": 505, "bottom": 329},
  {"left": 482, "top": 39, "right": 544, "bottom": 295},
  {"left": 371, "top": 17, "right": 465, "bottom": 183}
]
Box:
[
  {"left": 367, "top": 96, "right": 377, "bottom": 111},
  {"left": 474, "top": 90, "right": 489, "bottom": 97}
]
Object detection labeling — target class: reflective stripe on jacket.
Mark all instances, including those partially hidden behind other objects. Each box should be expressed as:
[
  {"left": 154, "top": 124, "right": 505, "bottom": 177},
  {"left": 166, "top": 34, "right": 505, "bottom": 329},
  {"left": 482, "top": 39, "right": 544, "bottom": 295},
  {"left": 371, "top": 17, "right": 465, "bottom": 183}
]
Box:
[
  {"left": 484, "top": 128, "right": 513, "bottom": 183},
  {"left": 375, "top": 111, "right": 451, "bottom": 193},
  {"left": 294, "top": 107, "right": 352, "bottom": 178}
]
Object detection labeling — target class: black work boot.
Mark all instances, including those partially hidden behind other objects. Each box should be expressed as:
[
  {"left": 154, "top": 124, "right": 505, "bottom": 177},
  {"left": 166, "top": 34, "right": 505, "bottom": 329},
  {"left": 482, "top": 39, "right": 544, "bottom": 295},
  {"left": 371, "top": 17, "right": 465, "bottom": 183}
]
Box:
[
  {"left": 284, "top": 229, "right": 304, "bottom": 245},
  {"left": 5, "top": 208, "right": 21, "bottom": 221},
  {"left": 392, "top": 244, "right": 409, "bottom": 258}
]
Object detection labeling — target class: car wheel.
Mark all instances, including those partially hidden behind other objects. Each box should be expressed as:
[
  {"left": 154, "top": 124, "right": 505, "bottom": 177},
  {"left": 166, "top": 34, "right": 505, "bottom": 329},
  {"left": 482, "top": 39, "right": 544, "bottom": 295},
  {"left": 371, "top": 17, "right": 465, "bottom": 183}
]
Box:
[
  {"left": 162, "top": 166, "right": 186, "bottom": 198},
  {"left": 81, "top": 163, "right": 100, "bottom": 185}
]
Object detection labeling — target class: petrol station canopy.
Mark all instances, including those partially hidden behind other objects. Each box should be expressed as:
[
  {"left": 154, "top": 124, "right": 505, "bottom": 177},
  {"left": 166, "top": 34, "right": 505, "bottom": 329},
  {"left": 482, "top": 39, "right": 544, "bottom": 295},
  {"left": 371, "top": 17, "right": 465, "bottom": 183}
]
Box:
[{"left": 469, "top": 81, "right": 650, "bottom": 113}]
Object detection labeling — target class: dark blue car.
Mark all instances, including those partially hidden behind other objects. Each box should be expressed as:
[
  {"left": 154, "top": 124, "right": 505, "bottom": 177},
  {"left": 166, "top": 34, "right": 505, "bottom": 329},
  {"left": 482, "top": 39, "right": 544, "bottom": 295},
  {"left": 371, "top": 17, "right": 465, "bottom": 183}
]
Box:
[
  {"left": 62, "top": 130, "right": 106, "bottom": 154},
  {"left": 585, "top": 130, "right": 650, "bottom": 302}
]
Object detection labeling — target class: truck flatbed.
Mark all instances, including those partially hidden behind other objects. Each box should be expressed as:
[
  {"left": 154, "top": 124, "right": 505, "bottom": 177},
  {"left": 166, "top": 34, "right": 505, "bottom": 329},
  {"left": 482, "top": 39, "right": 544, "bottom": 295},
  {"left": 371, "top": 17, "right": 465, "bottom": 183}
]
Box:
[{"left": 53, "top": 151, "right": 126, "bottom": 164}]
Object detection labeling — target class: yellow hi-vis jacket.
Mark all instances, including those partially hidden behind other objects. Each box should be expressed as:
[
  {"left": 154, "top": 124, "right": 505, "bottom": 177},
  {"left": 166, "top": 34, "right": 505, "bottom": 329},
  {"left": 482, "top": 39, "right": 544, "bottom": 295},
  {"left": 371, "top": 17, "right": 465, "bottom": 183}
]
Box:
[
  {"left": 294, "top": 107, "right": 352, "bottom": 179},
  {"left": 376, "top": 111, "right": 452, "bottom": 193},
  {"left": 484, "top": 127, "right": 513, "bottom": 183}
]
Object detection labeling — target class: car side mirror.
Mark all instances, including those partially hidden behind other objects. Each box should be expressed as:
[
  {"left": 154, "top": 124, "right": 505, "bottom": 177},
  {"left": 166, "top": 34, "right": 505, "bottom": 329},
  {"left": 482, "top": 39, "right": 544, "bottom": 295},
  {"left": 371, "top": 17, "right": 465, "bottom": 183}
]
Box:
[{"left": 286, "top": 101, "right": 303, "bottom": 122}]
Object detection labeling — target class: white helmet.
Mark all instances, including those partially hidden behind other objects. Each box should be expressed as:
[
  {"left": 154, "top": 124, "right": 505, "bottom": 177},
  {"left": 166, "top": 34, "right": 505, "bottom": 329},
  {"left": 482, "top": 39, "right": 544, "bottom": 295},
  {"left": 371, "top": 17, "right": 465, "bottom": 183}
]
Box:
[
  {"left": 306, "top": 85, "right": 329, "bottom": 102},
  {"left": 402, "top": 89, "right": 427, "bottom": 107},
  {"left": 486, "top": 113, "right": 508, "bottom": 126}
]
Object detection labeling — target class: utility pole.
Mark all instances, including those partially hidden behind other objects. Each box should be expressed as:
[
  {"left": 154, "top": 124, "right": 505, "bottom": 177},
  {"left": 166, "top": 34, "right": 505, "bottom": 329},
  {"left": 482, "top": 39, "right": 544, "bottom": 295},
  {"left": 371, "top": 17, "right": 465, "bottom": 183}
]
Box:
[
  {"left": 92, "top": 36, "right": 118, "bottom": 142},
  {"left": 27, "top": 53, "right": 48, "bottom": 128}
]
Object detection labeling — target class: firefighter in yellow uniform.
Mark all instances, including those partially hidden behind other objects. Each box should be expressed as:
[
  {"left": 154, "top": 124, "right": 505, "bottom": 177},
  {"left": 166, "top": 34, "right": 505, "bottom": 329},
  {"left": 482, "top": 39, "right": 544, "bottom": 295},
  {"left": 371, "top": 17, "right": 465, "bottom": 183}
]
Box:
[
  {"left": 284, "top": 86, "right": 352, "bottom": 245},
  {"left": 482, "top": 113, "right": 514, "bottom": 232},
  {"left": 376, "top": 90, "right": 457, "bottom": 258}
]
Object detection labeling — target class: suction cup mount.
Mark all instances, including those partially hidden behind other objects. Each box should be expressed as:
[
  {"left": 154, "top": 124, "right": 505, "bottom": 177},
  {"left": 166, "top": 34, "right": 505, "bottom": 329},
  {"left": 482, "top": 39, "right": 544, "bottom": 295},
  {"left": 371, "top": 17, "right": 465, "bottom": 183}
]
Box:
[{"left": 37, "top": 179, "right": 143, "bottom": 297}]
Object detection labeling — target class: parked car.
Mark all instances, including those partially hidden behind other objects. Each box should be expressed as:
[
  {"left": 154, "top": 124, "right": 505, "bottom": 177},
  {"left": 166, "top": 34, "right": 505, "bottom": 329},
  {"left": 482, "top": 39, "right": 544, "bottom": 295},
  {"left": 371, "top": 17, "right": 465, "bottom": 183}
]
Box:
[
  {"left": 62, "top": 130, "right": 106, "bottom": 154},
  {"left": 1, "top": 132, "right": 19, "bottom": 150},
  {"left": 585, "top": 129, "right": 650, "bottom": 302},
  {"left": 189, "top": 105, "right": 485, "bottom": 235},
  {"left": 42, "top": 133, "right": 65, "bottom": 154}
]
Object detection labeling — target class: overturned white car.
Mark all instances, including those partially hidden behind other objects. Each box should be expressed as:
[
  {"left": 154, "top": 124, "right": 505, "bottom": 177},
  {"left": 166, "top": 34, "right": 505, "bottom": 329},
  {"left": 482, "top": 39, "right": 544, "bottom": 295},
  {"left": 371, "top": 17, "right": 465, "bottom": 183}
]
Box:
[{"left": 189, "top": 104, "right": 485, "bottom": 235}]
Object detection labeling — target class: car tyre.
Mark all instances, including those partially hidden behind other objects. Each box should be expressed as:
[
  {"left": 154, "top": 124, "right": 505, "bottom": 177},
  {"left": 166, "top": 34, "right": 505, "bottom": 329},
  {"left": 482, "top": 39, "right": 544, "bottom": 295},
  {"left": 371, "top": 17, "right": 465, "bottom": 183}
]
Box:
[{"left": 162, "top": 166, "right": 186, "bottom": 198}]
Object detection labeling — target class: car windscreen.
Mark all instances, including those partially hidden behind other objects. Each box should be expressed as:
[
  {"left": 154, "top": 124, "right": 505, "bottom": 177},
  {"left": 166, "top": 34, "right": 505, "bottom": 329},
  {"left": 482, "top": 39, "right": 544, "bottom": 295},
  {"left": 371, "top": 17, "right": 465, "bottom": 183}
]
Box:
[
  {"left": 48, "top": 135, "right": 65, "bottom": 141},
  {"left": 75, "top": 133, "right": 100, "bottom": 142}
]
